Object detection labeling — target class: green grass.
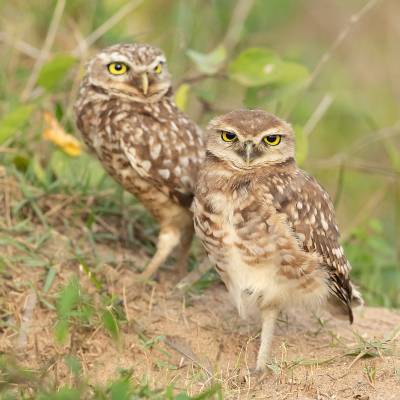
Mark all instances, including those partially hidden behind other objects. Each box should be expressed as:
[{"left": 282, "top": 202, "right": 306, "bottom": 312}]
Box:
[{"left": 0, "top": 356, "right": 222, "bottom": 400}]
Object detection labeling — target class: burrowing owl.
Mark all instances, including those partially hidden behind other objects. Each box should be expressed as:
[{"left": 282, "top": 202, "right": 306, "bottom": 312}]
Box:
[
  {"left": 193, "top": 109, "right": 363, "bottom": 371},
  {"left": 74, "top": 43, "right": 204, "bottom": 279}
]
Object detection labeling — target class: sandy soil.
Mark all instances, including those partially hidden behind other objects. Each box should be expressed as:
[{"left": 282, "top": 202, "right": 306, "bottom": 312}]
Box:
[{"left": 2, "top": 260, "right": 399, "bottom": 400}]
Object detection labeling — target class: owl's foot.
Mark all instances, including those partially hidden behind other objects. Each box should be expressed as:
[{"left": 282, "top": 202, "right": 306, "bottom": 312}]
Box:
[
  {"left": 249, "top": 367, "right": 270, "bottom": 377},
  {"left": 135, "top": 228, "right": 181, "bottom": 281},
  {"left": 175, "top": 258, "right": 211, "bottom": 292},
  {"left": 255, "top": 307, "right": 278, "bottom": 371},
  {"left": 134, "top": 270, "right": 160, "bottom": 283},
  {"left": 239, "top": 366, "right": 270, "bottom": 385}
]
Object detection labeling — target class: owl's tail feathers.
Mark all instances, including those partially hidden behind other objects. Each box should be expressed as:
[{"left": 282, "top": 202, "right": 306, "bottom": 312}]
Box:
[
  {"left": 326, "top": 282, "right": 364, "bottom": 324},
  {"left": 326, "top": 296, "right": 353, "bottom": 322},
  {"left": 351, "top": 283, "right": 364, "bottom": 308}
]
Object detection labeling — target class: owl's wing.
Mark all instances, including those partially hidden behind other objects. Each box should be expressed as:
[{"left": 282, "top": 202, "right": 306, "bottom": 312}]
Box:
[
  {"left": 118, "top": 105, "right": 204, "bottom": 208},
  {"left": 266, "top": 169, "right": 356, "bottom": 321}
]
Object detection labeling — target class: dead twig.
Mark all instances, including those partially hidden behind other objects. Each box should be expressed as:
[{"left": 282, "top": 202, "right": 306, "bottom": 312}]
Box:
[
  {"left": 164, "top": 335, "right": 213, "bottom": 378},
  {"left": 16, "top": 290, "right": 37, "bottom": 350}
]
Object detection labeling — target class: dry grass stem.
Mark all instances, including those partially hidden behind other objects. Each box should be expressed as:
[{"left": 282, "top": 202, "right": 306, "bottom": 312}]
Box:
[
  {"left": 21, "top": 0, "right": 66, "bottom": 101},
  {"left": 72, "top": 0, "right": 144, "bottom": 55},
  {"left": 16, "top": 290, "right": 37, "bottom": 350}
]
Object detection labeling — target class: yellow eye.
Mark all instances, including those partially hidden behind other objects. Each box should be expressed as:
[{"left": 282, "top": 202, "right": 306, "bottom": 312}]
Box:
[
  {"left": 108, "top": 62, "right": 128, "bottom": 75},
  {"left": 263, "top": 135, "right": 281, "bottom": 146},
  {"left": 154, "top": 63, "right": 162, "bottom": 74},
  {"left": 221, "top": 131, "right": 237, "bottom": 142}
]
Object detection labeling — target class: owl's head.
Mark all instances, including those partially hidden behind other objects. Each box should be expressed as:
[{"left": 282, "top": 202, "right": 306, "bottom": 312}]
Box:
[
  {"left": 206, "top": 109, "right": 295, "bottom": 169},
  {"left": 85, "top": 43, "right": 171, "bottom": 102}
]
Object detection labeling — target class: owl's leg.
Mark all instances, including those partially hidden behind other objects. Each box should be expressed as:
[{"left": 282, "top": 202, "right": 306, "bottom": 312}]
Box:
[
  {"left": 172, "top": 221, "right": 194, "bottom": 277},
  {"left": 139, "top": 227, "right": 181, "bottom": 280},
  {"left": 256, "top": 307, "right": 278, "bottom": 371}
]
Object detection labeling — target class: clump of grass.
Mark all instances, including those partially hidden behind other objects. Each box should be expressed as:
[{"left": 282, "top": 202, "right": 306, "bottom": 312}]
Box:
[
  {"left": 345, "top": 329, "right": 399, "bottom": 369},
  {"left": 0, "top": 356, "right": 222, "bottom": 399},
  {"left": 53, "top": 272, "right": 125, "bottom": 344},
  {"left": 345, "top": 219, "right": 400, "bottom": 308},
  {"left": 363, "top": 364, "right": 377, "bottom": 388}
]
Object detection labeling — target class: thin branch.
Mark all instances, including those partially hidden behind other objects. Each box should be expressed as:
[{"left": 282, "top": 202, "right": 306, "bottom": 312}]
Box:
[
  {"left": 0, "top": 32, "right": 41, "bottom": 59},
  {"left": 0, "top": 146, "right": 18, "bottom": 154},
  {"left": 305, "top": 0, "right": 382, "bottom": 91},
  {"left": 20, "top": 0, "right": 66, "bottom": 101},
  {"left": 310, "top": 158, "right": 400, "bottom": 180},
  {"left": 177, "top": 72, "right": 228, "bottom": 87},
  {"left": 303, "top": 94, "right": 333, "bottom": 137},
  {"left": 68, "top": 17, "right": 89, "bottom": 58},
  {"left": 309, "top": 121, "right": 400, "bottom": 171},
  {"left": 221, "top": 0, "right": 255, "bottom": 54},
  {"left": 345, "top": 120, "right": 400, "bottom": 156},
  {"left": 72, "top": 0, "right": 144, "bottom": 56},
  {"left": 287, "top": 0, "right": 383, "bottom": 119}
]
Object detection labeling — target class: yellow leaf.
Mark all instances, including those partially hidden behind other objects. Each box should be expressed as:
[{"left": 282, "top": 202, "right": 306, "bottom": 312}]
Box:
[
  {"left": 43, "top": 111, "right": 82, "bottom": 157},
  {"left": 174, "top": 83, "right": 190, "bottom": 111}
]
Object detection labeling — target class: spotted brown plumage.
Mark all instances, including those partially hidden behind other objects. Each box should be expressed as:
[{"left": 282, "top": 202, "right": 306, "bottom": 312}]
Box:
[
  {"left": 74, "top": 43, "right": 204, "bottom": 279},
  {"left": 193, "top": 109, "right": 363, "bottom": 371}
]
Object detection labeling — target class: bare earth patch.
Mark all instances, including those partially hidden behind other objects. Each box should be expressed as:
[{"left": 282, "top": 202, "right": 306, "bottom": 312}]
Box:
[{"left": 1, "top": 259, "right": 399, "bottom": 399}]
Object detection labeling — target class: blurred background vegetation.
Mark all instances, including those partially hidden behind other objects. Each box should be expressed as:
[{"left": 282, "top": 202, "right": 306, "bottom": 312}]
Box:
[{"left": 1, "top": 0, "right": 399, "bottom": 313}]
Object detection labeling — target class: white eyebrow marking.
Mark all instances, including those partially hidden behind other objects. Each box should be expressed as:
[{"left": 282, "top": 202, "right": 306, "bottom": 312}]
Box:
[
  {"left": 215, "top": 125, "right": 239, "bottom": 135},
  {"left": 146, "top": 56, "right": 166, "bottom": 69},
  {"left": 259, "top": 127, "right": 286, "bottom": 136},
  {"left": 100, "top": 53, "right": 131, "bottom": 65}
]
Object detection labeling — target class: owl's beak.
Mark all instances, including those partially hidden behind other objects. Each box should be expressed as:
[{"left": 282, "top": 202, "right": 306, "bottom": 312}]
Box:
[
  {"left": 141, "top": 72, "right": 149, "bottom": 95},
  {"left": 244, "top": 141, "right": 254, "bottom": 166}
]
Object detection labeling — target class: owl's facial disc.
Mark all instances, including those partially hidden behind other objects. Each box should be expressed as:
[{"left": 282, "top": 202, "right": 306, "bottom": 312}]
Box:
[
  {"left": 207, "top": 110, "right": 296, "bottom": 169},
  {"left": 105, "top": 57, "right": 169, "bottom": 99},
  {"left": 106, "top": 60, "right": 149, "bottom": 95},
  {"left": 87, "top": 45, "right": 171, "bottom": 102}
]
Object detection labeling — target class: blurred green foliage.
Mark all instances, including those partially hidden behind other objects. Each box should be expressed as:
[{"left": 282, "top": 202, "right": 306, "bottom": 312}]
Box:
[
  {"left": 0, "top": 356, "right": 222, "bottom": 399},
  {"left": 37, "top": 54, "right": 77, "bottom": 92},
  {"left": 0, "top": 0, "right": 399, "bottom": 335}
]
